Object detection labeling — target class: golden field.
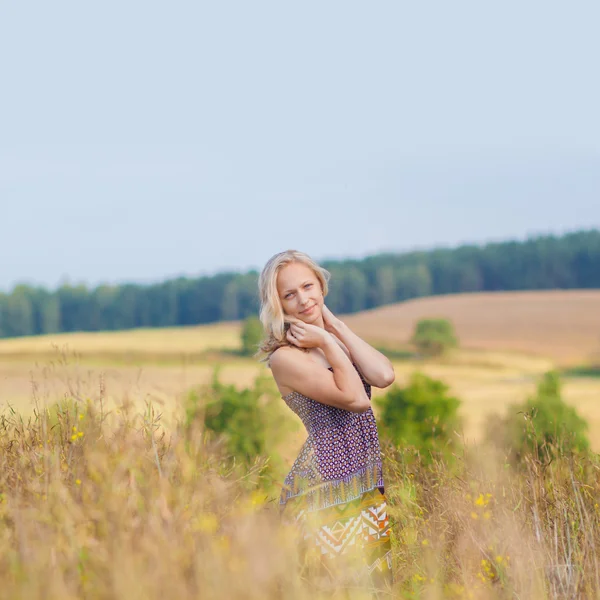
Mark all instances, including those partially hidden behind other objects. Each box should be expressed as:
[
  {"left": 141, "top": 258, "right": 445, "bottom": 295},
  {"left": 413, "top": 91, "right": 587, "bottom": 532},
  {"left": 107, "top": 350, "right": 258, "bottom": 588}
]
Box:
[
  {"left": 2, "top": 348, "right": 600, "bottom": 453},
  {"left": 0, "top": 322, "right": 242, "bottom": 361},
  {"left": 4, "top": 392, "right": 600, "bottom": 599},
  {"left": 2, "top": 289, "right": 598, "bottom": 364},
  {"left": 2, "top": 290, "right": 600, "bottom": 598},
  {"left": 344, "top": 289, "right": 600, "bottom": 365},
  {"left": 2, "top": 290, "right": 599, "bottom": 450}
]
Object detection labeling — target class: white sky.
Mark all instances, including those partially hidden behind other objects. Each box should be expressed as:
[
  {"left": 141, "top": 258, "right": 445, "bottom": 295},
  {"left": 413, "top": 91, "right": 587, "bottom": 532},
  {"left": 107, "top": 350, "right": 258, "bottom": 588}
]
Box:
[{"left": 1, "top": 0, "right": 598, "bottom": 291}]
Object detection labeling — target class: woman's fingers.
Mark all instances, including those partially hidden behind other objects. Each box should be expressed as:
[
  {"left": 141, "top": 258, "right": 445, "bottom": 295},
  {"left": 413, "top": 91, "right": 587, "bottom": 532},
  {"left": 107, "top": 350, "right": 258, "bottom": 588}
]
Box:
[
  {"left": 287, "top": 326, "right": 307, "bottom": 347},
  {"left": 290, "top": 323, "right": 303, "bottom": 335}
]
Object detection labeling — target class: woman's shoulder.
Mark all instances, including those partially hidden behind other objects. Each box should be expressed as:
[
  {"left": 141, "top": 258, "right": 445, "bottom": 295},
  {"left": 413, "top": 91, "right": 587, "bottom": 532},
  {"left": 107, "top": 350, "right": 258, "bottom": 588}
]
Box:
[
  {"left": 268, "top": 346, "right": 315, "bottom": 398},
  {"left": 268, "top": 345, "right": 303, "bottom": 370}
]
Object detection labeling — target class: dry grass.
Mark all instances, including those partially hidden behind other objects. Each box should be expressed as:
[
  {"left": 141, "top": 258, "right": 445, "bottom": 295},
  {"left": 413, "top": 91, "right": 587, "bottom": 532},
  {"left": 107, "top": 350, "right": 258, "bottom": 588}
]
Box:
[
  {"left": 344, "top": 289, "right": 600, "bottom": 366},
  {"left": 3, "top": 343, "right": 600, "bottom": 454},
  {"left": 2, "top": 372, "right": 600, "bottom": 599},
  {"left": 2, "top": 289, "right": 600, "bottom": 597},
  {"left": 4, "top": 345, "right": 600, "bottom": 451}
]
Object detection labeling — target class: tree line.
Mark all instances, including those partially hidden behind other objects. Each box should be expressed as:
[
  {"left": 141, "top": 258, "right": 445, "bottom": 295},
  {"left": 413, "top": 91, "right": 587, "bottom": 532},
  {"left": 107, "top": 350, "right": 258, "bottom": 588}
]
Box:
[{"left": 1, "top": 229, "right": 599, "bottom": 338}]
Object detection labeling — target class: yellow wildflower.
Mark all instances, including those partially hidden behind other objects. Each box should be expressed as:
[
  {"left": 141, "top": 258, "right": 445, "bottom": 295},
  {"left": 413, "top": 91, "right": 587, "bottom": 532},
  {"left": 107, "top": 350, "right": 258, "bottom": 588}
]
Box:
[{"left": 195, "top": 512, "right": 219, "bottom": 534}]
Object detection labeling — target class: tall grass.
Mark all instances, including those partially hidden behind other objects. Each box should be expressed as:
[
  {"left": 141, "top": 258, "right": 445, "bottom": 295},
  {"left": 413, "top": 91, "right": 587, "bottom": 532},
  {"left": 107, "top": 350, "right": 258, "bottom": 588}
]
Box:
[{"left": 1, "top": 376, "right": 600, "bottom": 599}]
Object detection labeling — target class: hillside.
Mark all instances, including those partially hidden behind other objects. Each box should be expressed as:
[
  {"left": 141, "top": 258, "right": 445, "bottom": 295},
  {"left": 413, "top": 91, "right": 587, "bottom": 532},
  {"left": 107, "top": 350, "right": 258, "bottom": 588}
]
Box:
[
  {"left": 2, "top": 289, "right": 600, "bottom": 448},
  {"left": 344, "top": 289, "right": 600, "bottom": 365},
  {"left": 1, "top": 289, "right": 599, "bottom": 366}
]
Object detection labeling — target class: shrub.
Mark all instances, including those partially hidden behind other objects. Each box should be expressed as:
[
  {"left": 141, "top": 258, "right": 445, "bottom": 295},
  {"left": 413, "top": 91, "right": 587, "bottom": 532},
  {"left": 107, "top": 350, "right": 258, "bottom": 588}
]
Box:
[
  {"left": 186, "top": 367, "right": 292, "bottom": 476},
  {"left": 410, "top": 318, "right": 458, "bottom": 357},
  {"left": 376, "top": 372, "right": 462, "bottom": 462},
  {"left": 488, "top": 370, "right": 590, "bottom": 463},
  {"left": 241, "top": 315, "right": 263, "bottom": 357}
]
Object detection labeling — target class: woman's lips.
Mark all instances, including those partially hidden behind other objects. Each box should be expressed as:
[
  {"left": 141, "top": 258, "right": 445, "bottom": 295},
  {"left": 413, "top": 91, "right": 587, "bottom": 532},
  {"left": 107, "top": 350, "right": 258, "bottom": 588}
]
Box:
[{"left": 300, "top": 305, "right": 315, "bottom": 314}]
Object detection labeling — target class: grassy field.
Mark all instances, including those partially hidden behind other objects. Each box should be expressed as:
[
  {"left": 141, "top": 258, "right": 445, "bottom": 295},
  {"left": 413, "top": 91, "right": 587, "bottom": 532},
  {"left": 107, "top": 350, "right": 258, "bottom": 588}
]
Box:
[
  {"left": 2, "top": 363, "right": 600, "bottom": 599},
  {"left": 2, "top": 291, "right": 600, "bottom": 598},
  {"left": 1, "top": 290, "right": 599, "bottom": 449},
  {"left": 3, "top": 349, "right": 600, "bottom": 452}
]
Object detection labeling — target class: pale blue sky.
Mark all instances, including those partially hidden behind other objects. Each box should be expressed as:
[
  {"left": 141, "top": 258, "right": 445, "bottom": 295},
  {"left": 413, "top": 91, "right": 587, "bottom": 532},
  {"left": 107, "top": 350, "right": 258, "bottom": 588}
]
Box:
[{"left": 1, "top": 1, "right": 598, "bottom": 291}]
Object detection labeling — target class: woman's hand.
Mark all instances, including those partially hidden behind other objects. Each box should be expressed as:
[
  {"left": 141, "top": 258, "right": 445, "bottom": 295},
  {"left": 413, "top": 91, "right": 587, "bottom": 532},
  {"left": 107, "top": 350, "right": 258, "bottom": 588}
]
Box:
[
  {"left": 286, "top": 319, "right": 331, "bottom": 349},
  {"left": 321, "top": 304, "right": 341, "bottom": 333}
]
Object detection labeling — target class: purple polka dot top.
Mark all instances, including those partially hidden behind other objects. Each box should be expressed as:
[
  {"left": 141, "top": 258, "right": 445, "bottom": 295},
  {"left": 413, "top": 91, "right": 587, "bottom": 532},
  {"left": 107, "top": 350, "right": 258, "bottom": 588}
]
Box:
[{"left": 279, "top": 363, "right": 385, "bottom": 511}]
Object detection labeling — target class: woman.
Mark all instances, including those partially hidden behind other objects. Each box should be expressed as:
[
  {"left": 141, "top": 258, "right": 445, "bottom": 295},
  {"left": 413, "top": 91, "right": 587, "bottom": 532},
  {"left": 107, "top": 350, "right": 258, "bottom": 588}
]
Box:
[{"left": 257, "top": 249, "right": 395, "bottom": 587}]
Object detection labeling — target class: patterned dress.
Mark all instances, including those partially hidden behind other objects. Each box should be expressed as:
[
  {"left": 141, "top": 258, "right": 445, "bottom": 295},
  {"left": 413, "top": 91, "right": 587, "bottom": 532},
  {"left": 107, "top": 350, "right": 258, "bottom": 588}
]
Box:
[{"left": 279, "top": 361, "right": 392, "bottom": 585}]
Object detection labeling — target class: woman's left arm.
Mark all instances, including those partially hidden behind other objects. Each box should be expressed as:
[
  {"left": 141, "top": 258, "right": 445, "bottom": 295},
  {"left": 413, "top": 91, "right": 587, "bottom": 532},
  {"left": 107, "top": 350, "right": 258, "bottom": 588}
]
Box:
[{"left": 323, "top": 306, "right": 395, "bottom": 388}]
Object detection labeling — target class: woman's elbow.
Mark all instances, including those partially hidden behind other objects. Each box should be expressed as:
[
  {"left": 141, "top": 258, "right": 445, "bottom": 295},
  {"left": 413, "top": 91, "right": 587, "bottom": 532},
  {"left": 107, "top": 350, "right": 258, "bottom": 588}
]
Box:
[
  {"left": 372, "top": 368, "right": 395, "bottom": 388},
  {"left": 351, "top": 402, "right": 371, "bottom": 414},
  {"left": 346, "top": 393, "right": 371, "bottom": 413}
]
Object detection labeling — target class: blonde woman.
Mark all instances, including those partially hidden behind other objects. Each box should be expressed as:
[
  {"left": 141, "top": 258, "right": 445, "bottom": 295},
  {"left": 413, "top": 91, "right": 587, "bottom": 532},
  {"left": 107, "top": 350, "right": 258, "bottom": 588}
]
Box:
[{"left": 257, "top": 249, "right": 395, "bottom": 586}]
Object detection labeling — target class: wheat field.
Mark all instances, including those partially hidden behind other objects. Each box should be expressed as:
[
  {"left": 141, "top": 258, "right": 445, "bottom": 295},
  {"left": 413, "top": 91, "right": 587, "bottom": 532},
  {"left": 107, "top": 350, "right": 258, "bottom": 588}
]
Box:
[
  {"left": 2, "top": 291, "right": 600, "bottom": 598},
  {"left": 345, "top": 289, "right": 600, "bottom": 365},
  {"left": 2, "top": 358, "right": 600, "bottom": 599},
  {"left": 1, "top": 291, "right": 600, "bottom": 450},
  {"left": 2, "top": 290, "right": 599, "bottom": 364}
]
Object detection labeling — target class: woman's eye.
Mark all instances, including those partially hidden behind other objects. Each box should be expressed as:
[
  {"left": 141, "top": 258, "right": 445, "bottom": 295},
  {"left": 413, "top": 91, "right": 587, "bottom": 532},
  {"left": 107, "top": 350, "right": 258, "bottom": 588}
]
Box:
[{"left": 305, "top": 284, "right": 312, "bottom": 289}]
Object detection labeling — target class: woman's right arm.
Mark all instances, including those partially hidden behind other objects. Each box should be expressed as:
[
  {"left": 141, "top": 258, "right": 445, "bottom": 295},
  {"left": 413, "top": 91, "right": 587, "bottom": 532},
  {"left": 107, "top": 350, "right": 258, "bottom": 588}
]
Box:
[{"left": 270, "top": 336, "right": 370, "bottom": 413}]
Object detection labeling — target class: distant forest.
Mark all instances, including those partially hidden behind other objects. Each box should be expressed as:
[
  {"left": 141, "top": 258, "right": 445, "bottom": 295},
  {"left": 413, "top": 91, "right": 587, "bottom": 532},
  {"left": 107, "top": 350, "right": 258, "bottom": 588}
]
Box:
[{"left": 1, "top": 229, "right": 599, "bottom": 339}]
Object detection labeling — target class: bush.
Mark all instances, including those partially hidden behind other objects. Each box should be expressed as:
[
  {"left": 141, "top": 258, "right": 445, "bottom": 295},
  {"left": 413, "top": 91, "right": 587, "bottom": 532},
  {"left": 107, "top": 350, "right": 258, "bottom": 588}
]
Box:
[
  {"left": 241, "top": 315, "right": 263, "bottom": 357},
  {"left": 488, "top": 370, "right": 590, "bottom": 463},
  {"left": 376, "top": 372, "right": 462, "bottom": 462},
  {"left": 185, "top": 367, "right": 292, "bottom": 475},
  {"left": 411, "top": 318, "right": 458, "bottom": 357}
]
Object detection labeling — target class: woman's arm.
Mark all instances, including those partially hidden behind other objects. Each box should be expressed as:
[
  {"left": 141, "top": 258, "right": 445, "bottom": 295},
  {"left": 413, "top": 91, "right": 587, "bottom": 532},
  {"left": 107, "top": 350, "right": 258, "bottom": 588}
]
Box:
[
  {"left": 323, "top": 306, "right": 395, "bottom": 388},
  {"left": 270, "top": 332, "right": 370, "bottom": 413}
]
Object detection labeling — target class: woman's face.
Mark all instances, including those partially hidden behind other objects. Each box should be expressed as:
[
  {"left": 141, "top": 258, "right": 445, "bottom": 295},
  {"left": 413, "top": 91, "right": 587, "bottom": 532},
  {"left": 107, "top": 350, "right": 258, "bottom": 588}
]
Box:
[{"left": 277, "top": 262, "right": 323, "bottom": 322}]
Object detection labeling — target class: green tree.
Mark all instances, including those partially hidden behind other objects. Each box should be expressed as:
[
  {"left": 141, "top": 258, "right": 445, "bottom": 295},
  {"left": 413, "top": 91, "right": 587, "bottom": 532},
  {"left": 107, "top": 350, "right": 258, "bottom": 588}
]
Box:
[
  {"left": 3, "top": 286, "right": 35, "bottom": 337},
  {"left": 375, "top": 265, "right": 396, "bottom": 305},
  {"left": 376, "top": 372, "right": 462, "bottom": 462},
  {"left": 32, "top": 288, "right": 61, "bottom": 334},
  {"left": 241, "top": 315, "right": 263, "bottom": 357},
  {"left": 396, "top": 263, "right": 432, "bottom": 301},
  {"left": 411, "top": 318, "right": 458, "bottom": 357},
  {"left": 490, "top": 371, "right": 590, "bottom": 462},
  {"left": 339, "top": 267, "right": 368, "bottom": 313},
  {"left": 221, "top": 279, "right": 240, "bottom": 321}
]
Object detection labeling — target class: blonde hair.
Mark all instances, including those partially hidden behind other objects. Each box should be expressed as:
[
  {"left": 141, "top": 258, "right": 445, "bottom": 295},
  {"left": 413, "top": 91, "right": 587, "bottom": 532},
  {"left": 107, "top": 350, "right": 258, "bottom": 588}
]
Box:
[{"left": 256, "top": 250, "right": 331, "bottom": 364}]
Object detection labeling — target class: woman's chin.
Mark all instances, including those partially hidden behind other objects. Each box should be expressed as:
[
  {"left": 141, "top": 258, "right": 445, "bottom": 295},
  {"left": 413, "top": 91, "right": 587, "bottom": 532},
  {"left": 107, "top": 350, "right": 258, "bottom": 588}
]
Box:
[{"left": 298, "top": 307, "right": 320, "bottom": 321}]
